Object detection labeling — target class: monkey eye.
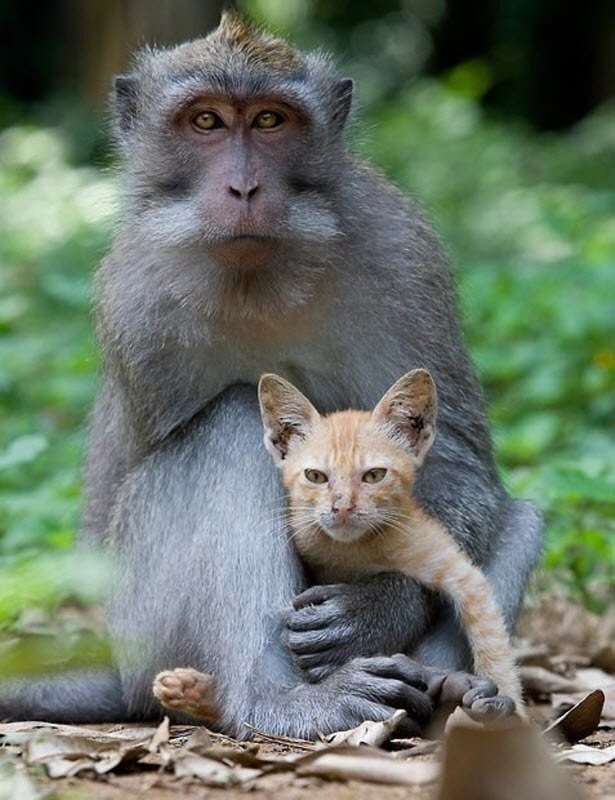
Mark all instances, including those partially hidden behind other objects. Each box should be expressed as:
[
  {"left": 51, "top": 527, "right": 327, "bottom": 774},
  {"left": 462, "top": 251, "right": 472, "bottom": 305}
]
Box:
[
  {"left": 362, "top": 468, "right": 387, "bottom": 484},
  {"left": 253, "top": 110, "right": 284, "bottom": 129},
  {"left": 191, "top": 111, "right": 224, "bottom": 132},
  {"left": 304, "top": 469, "right": 328, "bottom": 484}
]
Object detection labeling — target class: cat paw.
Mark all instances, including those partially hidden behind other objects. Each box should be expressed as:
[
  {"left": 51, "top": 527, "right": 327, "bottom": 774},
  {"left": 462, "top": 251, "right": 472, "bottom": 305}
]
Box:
[{"left": 152, "top": 667, "right": 218, "bottom": 720}]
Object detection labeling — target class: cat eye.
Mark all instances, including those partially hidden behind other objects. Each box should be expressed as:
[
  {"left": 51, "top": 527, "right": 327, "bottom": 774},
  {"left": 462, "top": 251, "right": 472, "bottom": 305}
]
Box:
[
  {"left": 362, "top": 468, "right": 387, "bottom": 484},
  {"left": 191, "top": 111, "right": 224, "bottom": 131},
  {"left": 254, "top": 110, "right": 284, "bottom": 129},
  {"left": 304, "top": 469, "right": 328, "bottom": 484}
]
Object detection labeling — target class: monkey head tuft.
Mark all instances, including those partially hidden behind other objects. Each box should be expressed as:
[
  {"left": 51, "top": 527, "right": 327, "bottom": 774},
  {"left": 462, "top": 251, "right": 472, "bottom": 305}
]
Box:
[{"left": 163, "top": 11, "right": 306, "bottom": 77}]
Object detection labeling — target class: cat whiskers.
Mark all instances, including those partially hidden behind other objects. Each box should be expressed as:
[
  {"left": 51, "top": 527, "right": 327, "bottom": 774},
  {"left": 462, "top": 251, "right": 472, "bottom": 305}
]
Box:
[{"left": 286, "top": 509, "right": 319, "bottom": 543}]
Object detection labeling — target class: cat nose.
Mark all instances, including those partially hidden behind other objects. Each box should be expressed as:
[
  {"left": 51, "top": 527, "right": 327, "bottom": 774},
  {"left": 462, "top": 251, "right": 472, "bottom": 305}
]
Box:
[{"left": 332, "top": 503, "right": 354, "bottom": 523}]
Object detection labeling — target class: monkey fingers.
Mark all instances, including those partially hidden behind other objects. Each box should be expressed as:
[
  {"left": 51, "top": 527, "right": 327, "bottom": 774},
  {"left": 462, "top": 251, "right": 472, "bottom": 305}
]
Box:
[
  {"left": 292, "top": 583, "right": 348, "bottom": 610},
  {"left": 286, "top": 600, "right": 342, "bottom": 630},
  {"left": 459, "top": 675, "right": 517, "bottom": 718},
  {"left": 463, "top": 690, "right": 517, "bottom": 720},
  {"left": 286, "top": 625, "right": 341, "bottom": 682},
  {"left": 331, "top": 655, "right": 433, "bottom": 723},
  {"left": 289, "top": 575, "right": 431, "bottom": 671},
  {"left": 424, "top": 669, "right": 517, "bottom": 718}
]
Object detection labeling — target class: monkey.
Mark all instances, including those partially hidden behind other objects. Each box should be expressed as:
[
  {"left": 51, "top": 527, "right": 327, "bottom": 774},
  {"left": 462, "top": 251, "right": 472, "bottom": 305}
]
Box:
[{"left": 0, "top": 13, "right": 542, "bottom": 738}]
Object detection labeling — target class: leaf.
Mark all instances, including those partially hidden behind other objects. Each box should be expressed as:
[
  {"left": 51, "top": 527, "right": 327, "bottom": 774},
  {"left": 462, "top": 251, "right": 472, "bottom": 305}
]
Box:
[
  {"left": 148, "top": 716, "right": 170, "bottom": 753},
  {"left": 0, "top": 435, "right": 48, "bottom": 470},
  {"left": 575, "top": 668, "right": 615, "bottom": 691},
  {"left": 544, "top": 690, "right": 605, "bottom": 742},
  {"left": 294, "top": 746, "right": 439, "bottom": 785},
  {"left": 23, "top": 731, "right": 152, "bottom": 777},
  {"left": 592, "top": 643, "right": 615, "bottom": 672},
  {"left": 323, "top": 709, "right": 407, "bottom": 747},
  {"left": 556, "top": 744, "right": 615, "bottom": 765},
  {"left": 171, "top": 752, "right": 239, "bottom": 785}
]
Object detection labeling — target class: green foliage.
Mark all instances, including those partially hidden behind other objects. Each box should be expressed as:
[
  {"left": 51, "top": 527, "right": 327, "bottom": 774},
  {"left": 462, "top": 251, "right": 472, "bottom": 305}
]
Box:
[
  {"left": 0, "top": 126, "right": 113, "bottom": 662},
  {"left": 0, "top": 78, "right": 613, "bottom": 654}
]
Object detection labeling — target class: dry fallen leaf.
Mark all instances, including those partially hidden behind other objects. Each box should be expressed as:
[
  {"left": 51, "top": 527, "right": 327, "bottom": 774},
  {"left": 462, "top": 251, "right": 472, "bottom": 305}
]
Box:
[
  {"left": 556, "top": 743, "right": 615, "bottom": 766},
  {"left": 23, "top": 730, "right": 153, "bottom": 777},
  {"left": 148, "top": 715, "right": 170, "bottom": 752},
  {"left": 0, "top": 720, "right": 149, "bottom": 739},
  {"left": 323, "top": 709, "right": 407, "bottom": 747},
  {"left": 294, "top": 745, "right": 439, "bottom": 785},
  {"left": 575, "top": 668, "right": 615, "bottom": 691},
  {"left": 171, "top": 752, "right": 242, "bottom": 785},
  {"left": 544, "top": 690, "right": 605, "bottom": 742}
]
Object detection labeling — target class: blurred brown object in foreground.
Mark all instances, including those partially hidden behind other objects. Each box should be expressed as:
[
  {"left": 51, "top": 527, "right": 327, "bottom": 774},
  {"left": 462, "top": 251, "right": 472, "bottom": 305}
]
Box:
[{"left": 438, "top": 720, "right": 582, "bottom": 800}]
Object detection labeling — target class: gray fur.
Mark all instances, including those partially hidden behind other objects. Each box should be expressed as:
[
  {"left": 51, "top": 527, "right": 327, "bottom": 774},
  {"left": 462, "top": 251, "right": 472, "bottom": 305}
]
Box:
[{"left": 0, "top": 18, "right": 542, "bottom": 736}]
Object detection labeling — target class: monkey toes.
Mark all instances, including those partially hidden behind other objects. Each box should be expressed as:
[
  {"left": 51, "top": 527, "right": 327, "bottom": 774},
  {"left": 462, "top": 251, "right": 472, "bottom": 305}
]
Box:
[{"left": 152, "top": 667, "right": 218, "bottom": 721}]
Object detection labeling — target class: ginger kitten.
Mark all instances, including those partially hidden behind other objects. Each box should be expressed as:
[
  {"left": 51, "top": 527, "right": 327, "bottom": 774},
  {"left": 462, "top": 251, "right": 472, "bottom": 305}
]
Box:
[{"left": 258, "top": 369, "right": 524, "bottom": 712}]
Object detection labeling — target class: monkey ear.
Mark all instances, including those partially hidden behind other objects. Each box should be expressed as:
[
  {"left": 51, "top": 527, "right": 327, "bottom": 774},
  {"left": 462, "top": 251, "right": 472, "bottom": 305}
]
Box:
[
  {"left": 332, "top": 78, "right": 353, "bottom": 130},
  {"left": 112, "top": 73, "right": 139, "bottom": 136},
  {"left": 258, "top": 374, "right": 320, "bottom": 465},
  {"left": 372, "top": 369, "right": 437, "bottom": 464}
]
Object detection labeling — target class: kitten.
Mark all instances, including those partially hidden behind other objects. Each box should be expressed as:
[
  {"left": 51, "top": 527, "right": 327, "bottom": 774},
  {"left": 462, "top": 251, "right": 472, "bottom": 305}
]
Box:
[{"left": 257, "top": 369, "right": 524, "bottom": 712}]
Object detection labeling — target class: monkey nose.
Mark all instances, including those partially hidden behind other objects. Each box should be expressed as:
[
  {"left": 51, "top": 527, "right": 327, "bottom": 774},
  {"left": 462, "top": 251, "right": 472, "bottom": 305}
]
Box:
[{"left": 228, "top": 180, "right": 259, "bottom": 201}]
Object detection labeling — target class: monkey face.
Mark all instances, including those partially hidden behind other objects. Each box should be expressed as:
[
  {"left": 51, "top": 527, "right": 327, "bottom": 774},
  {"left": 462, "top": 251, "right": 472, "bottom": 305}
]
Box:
[
  {"left": 107, "top": 14, "right": 357, "bottom": 318},
  {"left": 110, "top": 15, "right": 354, "bottom": 278},
  {"left": 169, "top": 93, "right": 317, "bottom": 271}
]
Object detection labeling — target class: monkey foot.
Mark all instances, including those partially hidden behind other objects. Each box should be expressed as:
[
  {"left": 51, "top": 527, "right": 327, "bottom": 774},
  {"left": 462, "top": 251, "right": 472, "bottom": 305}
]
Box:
[{"left": 152, "top": 667, "right": 218, "bottom": 720}]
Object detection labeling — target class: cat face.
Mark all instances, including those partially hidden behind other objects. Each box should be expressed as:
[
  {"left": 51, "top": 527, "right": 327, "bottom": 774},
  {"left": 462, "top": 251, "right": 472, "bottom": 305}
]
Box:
[
  {"left": 281, "top": 411, "right": 418, "bottom": 542},
  {"left": 258, "top": 370, "right": 437, "bottom": 543}
]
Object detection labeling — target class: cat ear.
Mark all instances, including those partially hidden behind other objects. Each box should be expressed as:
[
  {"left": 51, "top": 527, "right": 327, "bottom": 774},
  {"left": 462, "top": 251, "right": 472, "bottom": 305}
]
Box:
[
  {"left": 372, "top": 369, "right": 437, "bottom": 464},
  {"left": 258, "top": 374, "right": 320, "bottom": 464}
]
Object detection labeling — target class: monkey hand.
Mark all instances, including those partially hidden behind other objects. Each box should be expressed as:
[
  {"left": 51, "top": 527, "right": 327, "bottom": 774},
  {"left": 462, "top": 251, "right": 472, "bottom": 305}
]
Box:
[
  {"left": 425, "top": 669, "right": 517, "bottom": 719},
  {"left": 322, "top": 654, "right": 434, "bottom": 737},
  {"left": 285, "top": 574, "right": 432, "bottom": 681}
]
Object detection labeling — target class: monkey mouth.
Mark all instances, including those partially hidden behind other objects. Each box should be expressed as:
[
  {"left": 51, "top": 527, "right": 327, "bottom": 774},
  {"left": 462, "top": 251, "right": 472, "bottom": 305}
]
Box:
[{"left": 208, "top": 235, "right": 279, "bottom": 270}]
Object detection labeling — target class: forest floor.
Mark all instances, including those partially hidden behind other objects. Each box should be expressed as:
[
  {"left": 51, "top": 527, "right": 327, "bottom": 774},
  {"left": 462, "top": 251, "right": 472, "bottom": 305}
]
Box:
[{"left": 1, "top": 594, "right": 613, "bottom": 800}]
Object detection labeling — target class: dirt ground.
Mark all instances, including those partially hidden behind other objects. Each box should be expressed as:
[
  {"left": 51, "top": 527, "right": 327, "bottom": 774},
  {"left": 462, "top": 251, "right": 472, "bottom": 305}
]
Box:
[
  {"left": 7, "top": 714, "right": 612, "bottom": 800},
  {"left": 1, "top": 595, "right": 614, "bottom": 799}
]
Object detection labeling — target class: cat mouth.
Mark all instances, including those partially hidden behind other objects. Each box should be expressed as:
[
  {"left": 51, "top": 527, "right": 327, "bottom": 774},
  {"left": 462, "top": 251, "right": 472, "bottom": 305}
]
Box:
[{"left": 322, "top": 518, "right": 369, "bottom": 543}]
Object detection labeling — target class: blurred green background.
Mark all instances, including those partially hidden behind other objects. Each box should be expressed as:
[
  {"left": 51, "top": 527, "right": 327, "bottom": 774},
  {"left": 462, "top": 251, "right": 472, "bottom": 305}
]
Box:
[{"left": 0, "top": 0, "right": 613, "bottom": 672}]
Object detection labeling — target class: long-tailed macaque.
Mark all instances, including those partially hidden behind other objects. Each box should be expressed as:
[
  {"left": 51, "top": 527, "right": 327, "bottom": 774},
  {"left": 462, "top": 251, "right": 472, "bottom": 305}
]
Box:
[{"left": 0, "top": 13, "right": 541, "bottom": 738}]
